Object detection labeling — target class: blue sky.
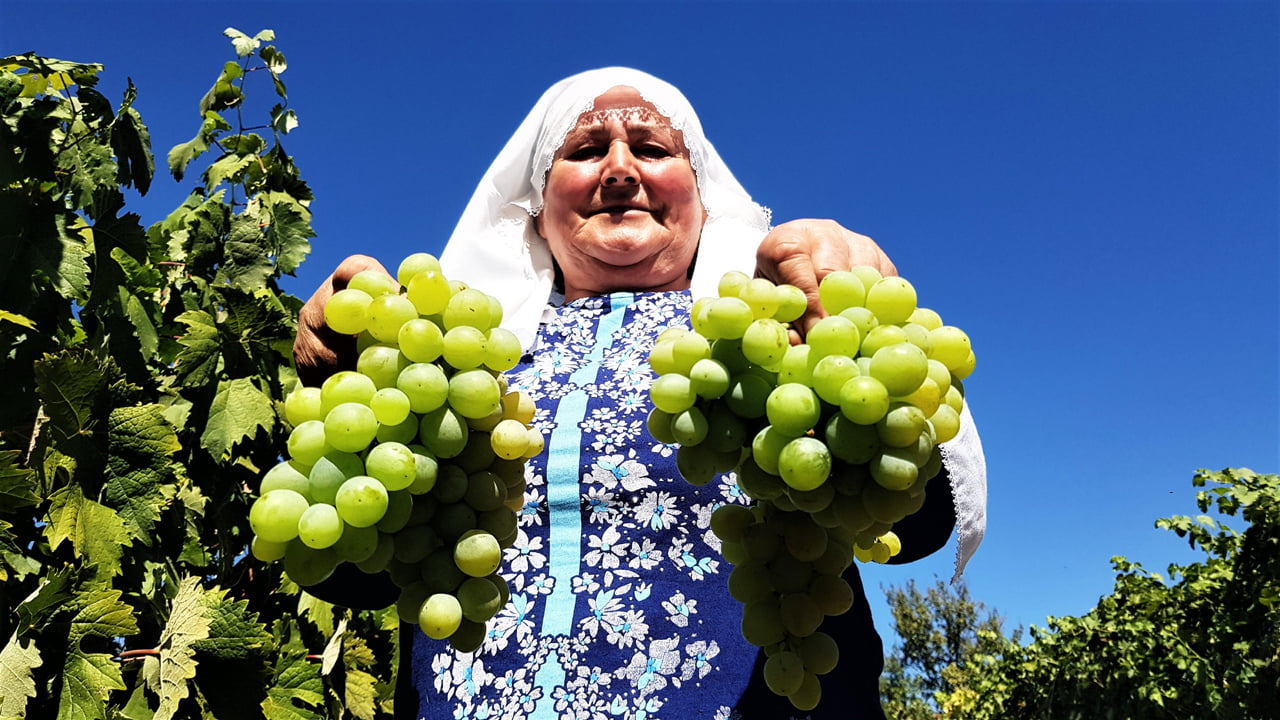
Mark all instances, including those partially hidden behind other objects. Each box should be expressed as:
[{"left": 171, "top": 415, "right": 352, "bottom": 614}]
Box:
[{"left": 7, "top": 1, "right": 1277, "bottom": 643}]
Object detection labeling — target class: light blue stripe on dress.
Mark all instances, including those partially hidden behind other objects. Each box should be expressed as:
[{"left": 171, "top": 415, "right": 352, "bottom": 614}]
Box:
[{"left": 529, "top": 293, "right": 633, "bottom": 719}]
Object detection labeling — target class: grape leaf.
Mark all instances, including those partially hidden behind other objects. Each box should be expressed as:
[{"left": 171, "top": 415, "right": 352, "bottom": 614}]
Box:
[
  {"left": 201, "top": 378, "right": 274, "bottom": 459},
  {"left": 149, "top": 577, "right": 211, "bottom": 720},
  {"left": 33, "top": 350, "right": 110, "bottom": 451},
  {"left": 203, "top": 151, "right": 256, "bottom": 191},
  {"left": 33, "top": 216, "right": 91, "bottom": 303},
  {"left": 44, "top": 484, "right": 132, "bottom": 580},
  {"left": 261, "top": 651, "right": 324, "bottom": 720},
  {"left": 191, "top": 588, "right": 272, "bottom": 660},
  {"left": 219, "top": 240, "right": 274, "bottom": 292},
  {"left": 173, "top": 310, "right": 221, "bottom": 387},
  {"left": 57, "top": 587, "right": 138, "bottom": 720},
  {"left": 259, "top": 191, "right": 312, "bottom": 275},
  {"left": 0, "top": 629, "right": 42, "bottom": 718},
  {"left": 167, "top": 112, "right": 230, "bottom": 182},
  {"left": 15, "top": 569, "right": 74, "bottom": 632},
  {"left": 0, "top": 310, "right": 36, "bottom": 330},
  {"left": 344, "top": 668, "right": 379, "bottom": 720},
  {"left": 105, "top": 404, "right": 179, "bottom": 538},
  {"left": 111, "top": 88, "right": 154, "bottom": 195},
  {"left": 0, "top": 450, "right": 38, "bottom": 512}
]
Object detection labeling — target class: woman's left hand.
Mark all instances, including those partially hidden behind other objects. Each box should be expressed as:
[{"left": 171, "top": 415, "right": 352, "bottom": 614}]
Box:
[{"left": 754, "top": 219, "right": 897, "bottom": 340}]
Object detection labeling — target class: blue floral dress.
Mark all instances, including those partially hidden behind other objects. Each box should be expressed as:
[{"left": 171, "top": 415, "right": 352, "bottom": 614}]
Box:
[{"left": 409, "top": 291, "right": 890, "bottom": 720}]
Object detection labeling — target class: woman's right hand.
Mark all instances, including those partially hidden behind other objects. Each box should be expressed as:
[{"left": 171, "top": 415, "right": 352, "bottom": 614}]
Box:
[{"left": 294, "top": 254, "right": 393, "bottom": 388}]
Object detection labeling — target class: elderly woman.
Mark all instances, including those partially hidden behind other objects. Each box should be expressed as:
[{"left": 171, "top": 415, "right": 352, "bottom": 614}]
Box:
[{"left": 296, "top": 67, "right": 986, "bottom": 720}]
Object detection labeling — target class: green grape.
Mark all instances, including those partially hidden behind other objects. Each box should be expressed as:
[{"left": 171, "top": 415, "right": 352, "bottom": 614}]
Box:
[
  {"left": 721, "top": 539, "right": 748, "bottom": 565},
  {"left": 333, "top": 522, "right": 380, "bottom": 563},
  {"left": 284, "top": 386, "right": 323, "bottom": 426},
  {"left": 648, "top": 340, "right": 679, "bottom": 376},
  {"left": 789, "top": 672, "right": 822, "bottom": 711},
  {"left": 773, "top": 284, "right": 808, "bottom": 323},
  {"left": 249, "top": 489, "right": 310, "bottom": 543},
  {"left": 286, "top": 420, "right": 332, "bottom": 467},
  {"left": 365, "top": 441, "right": 417, "bottom": 491},
  {"left": 768, "top": 552, "right": 814, "bottom": 594},
  {"left": 449, "top": 369, "right": 502, "bottom": 419},
  {"left": 454, "top": 529, "right": 502, "bottom": 577},
  {"left": 397, "top": 362, "right": 449, "bottom": 414},
  {"left": 396, "top": 582, "right": 432, "bottom": 623},
  {"left": 457, "top": 576, "right": 503, "bottom": 622},
  {"left": 909, "top": 306, "right": 944, "bottom": 330},
  {"left": 704, "top": 296, "right": 754, "bottom": 340},
  {"left": 490, "top": 418, "right": 530, "bottom": 459},
  {"left": 464, "top": 471, "right": 506, "bottom": 512},
  {"left": 477, "top": 506, "right": 518, "bottom": 543},
  {"left": 718, "top": 269, "right": 751, "bottom": 298},
  {"left": 501, "top": 391, "right": 536, "bottom": 425},
  {"left": 443, "top": 288, "right": 494, "bottom": 331},
  {"left": 727, "top": 562, "right": 774, "bottom": 604},
  {"left": 741, "top": 518, "right": 782, "bottom": 562},
  {"left": 798, "top": 632, "right": 840, "bottom": 675},
  {"left": 860, "top": 324, "right": 908, "bottom": 359},
  {"left": 788, "top": 481, "right": 835, "bottom": 514},
  {"left": 897, "top": 377, "right": 941, "bottom": 418},
  {"left": 420, "top": 407, "right": 470, "bottom": 458},
  {"left": 348, "top": 269, "right": 400, "bottom": 298},
  {"left": 782, "top": 514, "right": 828, "bottom": 562},
  {"left": 930, "top": 404, "right": 961, "bottom": 443},
  {"left": 670, "top": 407, "right": 709, "bottom": 446},
  {"left": 704, "top": 404, "right": 748, "bottom": 453},
  {"left": 953, "top": 349, "right": 977, "bottom": 380},
  {"left": 484, "top": 327, "right": 522, "bottom": 371},
  {"left": 321, "top": 370, "right": 378, "bottom": 414},
  {"left": 740, "top": 277, "right": 781, "bottom": 319},
  {"left": 925, "top": 358, "right": 953, "bottom": 398},
  {"left": 335, "top": 475, "right": 390, "bottom": 527},
  {"left": 355, "top": 533, "right": 396, "bottom": 574},
  {"left": 675, "top": 444, "right": 719, "bottom": 486},
  {"left": 806, "top": 315, "right": 860, "bottom": 359},
  {"left": 324, "top": 402, "right": 379, "bottom": 453},
  {"left": 260, "top": 460, "right": 312, "bottom": 498},
  {"left": 868, "top": 448, "right": 919, "bottom": 492},
  {"left": 283, "top": 543, "right": 339, "bottom": 586},
  {"left": 809, "top": 573, "right": 854, "bottom": 616},
  {"left": 818, "top": 270, "right": 866, "bottom": 314},
  {"left": 849, "top": 265, "right": 883, "bottom": 291},
  {"left": 646, "top": 408, "right": 676, "bottom": 444},
  {"left": 780, "top": 592, "right": 823, "bottom": 638},
  {"left": 522, "top": 427, "right": 545, "bottom": 460},
  {"left": 928, "top": 325, "right": 972, "bottom": 372},
  {"left": 650, "top": 373, "right": 697, "bottom": 414},
  {"left": 709, "top": 337, "right": 751, "bottom": 375},
  {"left": 811, "top": 354, "right": 859, "bottom": 405},
  {"left": 899, "top": 322, "right": 934, "bottom": 354},
  {"left": 776, "top": 344, "right": 816, "bottom": 385},
  {"left": 836, "top": 309, "right": 878, "bottom": 344},
  {"left": 740, "top": 598, "right": 785, "bottom": 647},
  {"left": 736, "top": 457, "right": 787, "bottom": 501},
  {"left": 366, "top": 293, "right": 418, "bottom": 343},
  {"left": 454, "top": 427, "right": 498, "bottom": 473},
  {"left": 742, "top": 318, "right": 790, "bottom": 367},
  {"left": 370, "top": 387, "right": 412, "bottom": 426},
  {"left": 689, "top": 358, "right": 732, "bottom": 398},
  {"left": 297, "top": 503, "right": 344, "bottom": 549},
  {"left": 865, "top": 276, "right": 917, "bottom": 324},
  {"left": 448, "top": 619, "right": 487, "bottom": 653},
  {"left": 710, "top": 503, "right": 756, "bottom": 543},
  {"left": 869, "top": 342, "right": 928, "bottom": 397},
  {"left": 839, "top": 375, "right": 890, "bottom": 425},
  {"left": 764, "top": 651, "right": 806, "bottom": 697},
  {"left": 251, "top": 536, "right": 288, "bottom": 562},
  {"left": 766, "top": 384, "right": 821, "bottom": 437},
  {"left": 824, "top": 414, "right": 880, "bottom": 465},
  {"left": 442, "top": 326, "right": 488, "bottom": 370},
  {"left": 725, "top": 374, "right": 773, "bottom": 419},
  {"left": 433, "top": 501, "right": 478, "bottom": 541},
  {"left": 398, "top": 317, "right": 445, "bottom": 363},
  {"left": 487, "top": 296, "right": 504, "bottom": 328},
  {"left": 358, "top": 344, "right": 410, "bottom": 389},
  {"left": 876, "top": 403, "right": 927, "bottom": 448},
  {"left": 397, "top": 252, "right": 442, "bottom": 288},
  {"left": 433, "top": 465, "right": 469, "bottom": 504},
  {"left": 944, "top": 383, "right": 965, "bottom": 413},
  {"left": 392, "top": 523, "right": 437, "bottom": 564},
  {"left": 408, "top": 450, "right": 440, "bottom": 494},
  {"left": 308, "top": 451, "right": 364, "bottom": 505},
  {"left": 751, "top": 425, "right": 791, "bottom": 476},
  {"left": 418, "top": 546, "right": 464, "bottom": 595},
  {"left": 777, "top": 437, "right": 831, "bottom": 492},
  {"left": 671, "top": 332, "right": 712, "bottom": 375},
  {"left": 812, "top": 537, "right": 855, "bottom": 576},
  {"left": 418, "top": 593, "right": 463, "bottom": 639},
  {"left": 407, "top": 269, "right": 451, "bottom": 316},
  {"left": 324, "top": 288, "right": 373, "bottom": 335}
]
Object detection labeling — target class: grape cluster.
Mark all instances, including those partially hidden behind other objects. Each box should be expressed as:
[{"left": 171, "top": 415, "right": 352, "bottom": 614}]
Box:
[
  {"left": 647, "top": 267, "right": 974, "bottom": 710},
  {"left": 249, "top": 253, "right": 540, "bottom": 651}
]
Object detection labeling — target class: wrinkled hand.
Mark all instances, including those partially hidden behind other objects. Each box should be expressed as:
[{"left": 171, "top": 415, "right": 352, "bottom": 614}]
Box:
[
  {"left": 755, "top": 219, "right": 896, "bottom": 341},
  {"left": 294, "top": 254, "right": 393, "bottom": 388}
]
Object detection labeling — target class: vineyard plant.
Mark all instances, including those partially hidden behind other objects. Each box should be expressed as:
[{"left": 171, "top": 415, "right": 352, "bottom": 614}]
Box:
[{"left": 0, "top": 30, "right": 398, "bottom": 720}]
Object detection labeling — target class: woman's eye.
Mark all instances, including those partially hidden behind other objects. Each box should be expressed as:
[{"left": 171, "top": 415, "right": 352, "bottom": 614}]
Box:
[
  {"left": 636, "top": 145, "right": 671, "bottom": 158},
  {"left": 566, "top": 146, "right": 605, "bottom": 160}
]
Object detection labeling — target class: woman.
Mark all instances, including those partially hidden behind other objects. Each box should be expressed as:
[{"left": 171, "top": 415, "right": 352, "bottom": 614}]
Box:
[{"left": 296, "top": 67, "right": 987, "bottom": 719}]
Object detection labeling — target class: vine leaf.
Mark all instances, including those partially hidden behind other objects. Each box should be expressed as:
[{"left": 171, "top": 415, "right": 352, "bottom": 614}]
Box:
[
  {"left": 0, "top": 451, "right": 38, "bottom": 511},
  {"left": 105, "top": 404, "right": 180, "bottom": 539},
  {"left": 44, "top": 484, "right": 132, "bottom": 580},
  {"left": 261, "top": 651, "right": 324, "bottom": 720},
  {"left": 148, "top": 577, "right": 211, "bottom": 720},
  {"left": 57, "top": 588, "right": 139, "bottom": 720},
  {"left": 201, "top": 378, "right": 274, "bottom": 459},
  {"left": 0, "top": 629, "right": 42, "bottom": 718},
  {"left": 191, "top": 588, "right": 272, "bottom": 660},
  {"left": 173, "top": 310, "right": 221, "bottom": 387}
]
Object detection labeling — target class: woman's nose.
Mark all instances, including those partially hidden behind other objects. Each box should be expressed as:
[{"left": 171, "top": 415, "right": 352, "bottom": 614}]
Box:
[{"left": 601, "top": 141, "right": 638, "bottom": 187}]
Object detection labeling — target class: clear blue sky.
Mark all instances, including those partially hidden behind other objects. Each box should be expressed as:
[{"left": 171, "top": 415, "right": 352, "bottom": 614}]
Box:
[{"left": 7, "top": 1, "right": 1277, "bottom": 641}]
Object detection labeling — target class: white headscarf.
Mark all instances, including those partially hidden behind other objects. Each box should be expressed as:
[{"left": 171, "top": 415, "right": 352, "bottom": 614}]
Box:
[
  {"left": 439, "top": 67, "right": 770, "bottom": 351},
  {"left": 439, "top": 67, "right": 985, "bottom": 580}
]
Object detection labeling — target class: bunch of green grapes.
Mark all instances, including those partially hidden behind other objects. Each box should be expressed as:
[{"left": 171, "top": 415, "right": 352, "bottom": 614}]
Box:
[
  {"left": 647, "top": 267, "right": 974, "bottom": 710},
  {"left": 249, "top": 253, "right": 541, "bottom": 652}
]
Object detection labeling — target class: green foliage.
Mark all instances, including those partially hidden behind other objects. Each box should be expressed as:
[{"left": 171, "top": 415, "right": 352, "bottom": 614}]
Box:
[
  {"left": 0, "top": 31, "right": 397, "bottom": 719},
  {"left": 939, "top": 468, "right": 1280, "bottom": 719},
  {"left": 880, "top": 577, "right": 1014, "bottom": 719}
]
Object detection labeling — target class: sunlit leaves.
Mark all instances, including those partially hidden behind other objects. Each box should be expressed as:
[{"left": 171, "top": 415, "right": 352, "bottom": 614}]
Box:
[
  {"left": 0, "top": 629, "right": 42, "bottom": 718},
  {"left": 44, "top": 484, "right": 132, "bottom": 580},
  {"left": 201, "top": 378, "right": 275, "bottom": 459},
  {"left": 57, "top": 588, "right": 138, "bottom": 720},
  {"left": 146, "top": 577, "right": 211, "bottom": 720}
]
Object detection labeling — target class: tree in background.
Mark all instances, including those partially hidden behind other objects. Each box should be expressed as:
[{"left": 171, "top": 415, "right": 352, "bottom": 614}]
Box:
[
  {"left": 938, "top": 468, "right": 1280, "bottom": 719},
  {"left": 0, "top": 31, "right": 395, "bottom": 719},
  {"left": 879, "top": 576, "right": 1014, "bottom": 718}
]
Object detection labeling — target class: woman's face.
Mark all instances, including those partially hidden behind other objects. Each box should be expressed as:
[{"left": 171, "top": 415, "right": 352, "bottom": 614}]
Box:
[{"left": 537, "top": 86, "right": 706, "bottom": 301}]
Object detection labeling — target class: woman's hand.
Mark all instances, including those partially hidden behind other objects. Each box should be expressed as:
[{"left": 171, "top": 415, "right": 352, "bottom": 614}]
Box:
[
  {"left": 294, "top": 254, "right": 393, "bottom": 387},
  {"left": 754, "top": 219, "right": 896, "bottom": 341}
]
